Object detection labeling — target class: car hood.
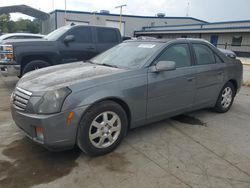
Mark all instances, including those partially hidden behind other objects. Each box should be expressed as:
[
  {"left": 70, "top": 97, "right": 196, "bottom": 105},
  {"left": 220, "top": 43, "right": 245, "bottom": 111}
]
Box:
[
  {"left": 1, "top": 38, "right": 54, "bottom": 46},
  {"left": 17, "top": 62, "right": 126, "bottom": 93}
]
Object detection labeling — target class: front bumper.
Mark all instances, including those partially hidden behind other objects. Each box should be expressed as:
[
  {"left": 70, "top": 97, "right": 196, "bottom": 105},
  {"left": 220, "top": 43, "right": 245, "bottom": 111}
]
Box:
[
  {"left": 0, "top": 63, "right": 20, "bottom": 76},
  {"left": 11, "top": 105, "right": 89, "bottom": 151}
]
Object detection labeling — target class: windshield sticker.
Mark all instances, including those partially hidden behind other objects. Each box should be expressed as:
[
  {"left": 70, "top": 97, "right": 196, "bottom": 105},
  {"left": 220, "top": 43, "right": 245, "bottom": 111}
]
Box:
[{"left": 138, "top": 44, "right": 156, "bottom": 48}]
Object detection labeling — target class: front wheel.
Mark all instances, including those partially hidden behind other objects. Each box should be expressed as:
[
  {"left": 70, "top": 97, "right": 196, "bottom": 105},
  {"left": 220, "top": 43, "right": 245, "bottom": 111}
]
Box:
[
  {"left": 77, "top": 101, "right": 128, "bottom": 156},
  {"left": 213, "top": 82, "right": 235, "bottom": 113},
  {"left": 22, "top": 60, "right": 50, "bottom": 76}
]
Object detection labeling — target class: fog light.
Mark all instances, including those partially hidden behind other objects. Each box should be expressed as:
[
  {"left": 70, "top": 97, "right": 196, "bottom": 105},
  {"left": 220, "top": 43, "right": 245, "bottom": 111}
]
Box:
[{"left": 35, "top": 127, "right": 44, "bottom": 141}]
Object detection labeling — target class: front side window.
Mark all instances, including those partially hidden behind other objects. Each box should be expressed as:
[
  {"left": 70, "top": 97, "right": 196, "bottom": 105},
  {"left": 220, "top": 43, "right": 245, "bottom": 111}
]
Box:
[
  {"left": 97, "top": 28, "right": 118, "bottom": 43},
  {"left": 193, "top": 44, "right": 215, "bottom": 65},
  {"left": 66, "top": 27, "right": 92, "bottom": 43},
  {"left": 156, "top": 44, "right": 191, "bottom": 68}
]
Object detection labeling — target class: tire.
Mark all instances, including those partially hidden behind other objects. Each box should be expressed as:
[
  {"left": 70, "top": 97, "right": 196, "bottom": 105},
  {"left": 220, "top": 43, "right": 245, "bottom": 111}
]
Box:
[
  {"left": 22, "top": 60, "right": 51, "bottom": 76},
  {"left": 77, "top": 100, "right": 128, "bottom": 156},
  {"left": 213, "top": 82, "right": 236, "bottom": 113}
]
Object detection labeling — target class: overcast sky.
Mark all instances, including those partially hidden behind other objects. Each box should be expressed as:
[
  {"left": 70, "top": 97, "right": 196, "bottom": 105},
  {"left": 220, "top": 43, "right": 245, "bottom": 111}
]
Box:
[{"left": 1, "top": 0, "right": 250, "bottom": 22}]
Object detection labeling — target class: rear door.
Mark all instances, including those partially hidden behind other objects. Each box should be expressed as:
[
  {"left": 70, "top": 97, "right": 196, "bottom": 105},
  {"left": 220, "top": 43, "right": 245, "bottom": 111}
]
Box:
[
  {"left": 147, "top": 43, "right": 196, "bottom": 120},
  {"left": 95, "top": 27, "right": 121, "bottom": 54},
  {"left": 191, "top": 43, "right": 225, "bottom": 108},
  {"left": 58, "top": 26, "right": 97, "bottom": 63}
]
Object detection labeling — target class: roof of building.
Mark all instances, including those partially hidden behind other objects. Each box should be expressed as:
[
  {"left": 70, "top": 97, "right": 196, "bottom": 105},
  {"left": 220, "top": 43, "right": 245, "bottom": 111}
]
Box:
[
  {"left": 0, "top": 5, "right": 50, "bottom": 20},
  {"left": 136, "top": 20, "right": 250, "bottom": 34},
  {"left": 51, "top": 9, "right": 207, "bottom": 23}
]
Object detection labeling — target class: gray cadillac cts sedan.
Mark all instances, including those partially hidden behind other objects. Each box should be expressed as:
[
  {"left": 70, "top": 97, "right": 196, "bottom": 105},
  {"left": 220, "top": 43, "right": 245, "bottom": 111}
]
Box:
[{"left": 11, "top": 38, "right": 243, "bottom": 155}]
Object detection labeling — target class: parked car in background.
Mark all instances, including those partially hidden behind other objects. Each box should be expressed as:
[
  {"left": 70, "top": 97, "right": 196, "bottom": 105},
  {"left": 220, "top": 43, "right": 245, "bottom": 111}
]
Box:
[
  {"left": 218, "top": 48, "right": 237, "bottom": 59},
  {"left": 11, "top": 38, "right": 242, "bottom": 156},
  {"left": 0, "top": 25, "right": 121, "bottom": 77},
  {"left": 0, "top": 33, "right": 44, "bottom": 43}
]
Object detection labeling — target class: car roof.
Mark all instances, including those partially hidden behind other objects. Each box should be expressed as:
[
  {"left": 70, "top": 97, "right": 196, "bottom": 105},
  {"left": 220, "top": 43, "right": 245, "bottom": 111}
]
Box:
[{"left": 66, "top": 24, "right": 120, "bottom": 30}]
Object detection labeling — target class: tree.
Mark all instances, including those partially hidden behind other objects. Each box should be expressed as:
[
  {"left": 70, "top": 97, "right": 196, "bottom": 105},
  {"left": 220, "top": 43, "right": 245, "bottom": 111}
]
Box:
[
  {"left": 0, "top": 14, "right": 40, "bottom": 34},
  {"left": 0, "top": 13, "right": 11, "bottom": 33}
]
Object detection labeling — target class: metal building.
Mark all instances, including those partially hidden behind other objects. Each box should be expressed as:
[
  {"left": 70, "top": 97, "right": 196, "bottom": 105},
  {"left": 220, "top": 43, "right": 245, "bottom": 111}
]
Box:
[
  {"left": 135, "top": 20, "right": 250, "bottom": 57},
  {"left": 42, "top": 9, "right": 207, "bottom": 36}
]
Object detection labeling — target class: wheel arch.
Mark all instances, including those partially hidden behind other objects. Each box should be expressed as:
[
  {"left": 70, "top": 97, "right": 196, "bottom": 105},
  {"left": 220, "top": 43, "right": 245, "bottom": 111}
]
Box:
[
  {"left": 81, "top": 97, "right": 132, "bottom": 130},
  {"left": 21, "top": 55, "right": 52, "bottom": 67},
  {"left": 228, "top": 79, "right": 238, "bottom": 95}
]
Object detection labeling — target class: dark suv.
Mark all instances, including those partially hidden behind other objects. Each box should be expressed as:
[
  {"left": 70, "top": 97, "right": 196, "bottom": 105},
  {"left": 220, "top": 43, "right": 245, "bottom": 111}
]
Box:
[{"left": 0, "top": 25, "right": 122, "bottom": 76}]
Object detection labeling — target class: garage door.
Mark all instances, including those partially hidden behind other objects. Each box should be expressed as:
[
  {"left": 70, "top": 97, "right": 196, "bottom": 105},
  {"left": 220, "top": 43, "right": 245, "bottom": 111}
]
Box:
[{"left": 105, "top": 20, "right": 125, "bottom": 36}]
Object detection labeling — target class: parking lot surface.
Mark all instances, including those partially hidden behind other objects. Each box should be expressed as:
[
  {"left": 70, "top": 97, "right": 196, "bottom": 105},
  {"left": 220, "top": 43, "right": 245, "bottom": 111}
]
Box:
[{"left": 0, "top": 75, "right": 250, "bottom": 188}]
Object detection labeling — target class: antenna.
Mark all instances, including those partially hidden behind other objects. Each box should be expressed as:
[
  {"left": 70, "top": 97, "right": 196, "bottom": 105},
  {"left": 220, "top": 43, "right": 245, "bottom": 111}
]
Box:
[{"left": 186, "top": 1, "right": 190, "bottom": 17}]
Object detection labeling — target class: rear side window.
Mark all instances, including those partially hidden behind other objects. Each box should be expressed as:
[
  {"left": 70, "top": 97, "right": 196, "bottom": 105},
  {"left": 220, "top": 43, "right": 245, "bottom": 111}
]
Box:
[
  {"left": 97, "top": 28, "right": 118, "bottom": 43},
  {"left": 193, "top": 44, "right": 215, "bottom": 65},
  {"left": 156, "top": 44, "right": 191, "bottom": 68},
  {"left": 66, "top": 27, "right": 92, "bottom": 43},
  {"left": 215, "top": 54, "right": 224, "bottom": 63}
]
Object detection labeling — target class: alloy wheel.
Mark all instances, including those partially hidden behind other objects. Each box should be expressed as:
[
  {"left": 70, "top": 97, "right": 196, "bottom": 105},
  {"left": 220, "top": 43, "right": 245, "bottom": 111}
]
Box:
[
  {"left": 221, "top": 87, "right": 233, "bottom": 109},
  {"left": 89, "top": 111, "right": 121, "bottom": 149}
]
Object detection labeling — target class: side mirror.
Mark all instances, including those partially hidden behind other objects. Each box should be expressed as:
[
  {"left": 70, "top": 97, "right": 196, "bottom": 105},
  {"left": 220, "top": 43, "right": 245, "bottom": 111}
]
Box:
[
  {"left": 151, "top": 61, "right": 176, "bottom": 72},
  {"left": 64, "top": 35, "right": 75, "bottom": 43}
]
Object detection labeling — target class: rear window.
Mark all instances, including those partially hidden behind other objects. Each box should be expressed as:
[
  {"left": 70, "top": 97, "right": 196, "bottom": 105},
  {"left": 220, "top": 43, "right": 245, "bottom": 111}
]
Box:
[{"left": 97, "top": 28, "right": 118, "bottom": 43}]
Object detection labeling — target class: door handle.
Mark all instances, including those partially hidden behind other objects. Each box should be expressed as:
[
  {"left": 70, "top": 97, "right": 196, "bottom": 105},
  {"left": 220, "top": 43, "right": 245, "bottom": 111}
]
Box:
[
  {"left": 217, "top": 71, "right": 223, "bottom": 75},
  {"left": 186, "top": 77, "right": 195, "bottom": 82},
  {"left": 86, "top": 46, "right": 95, "bottom": 50}
]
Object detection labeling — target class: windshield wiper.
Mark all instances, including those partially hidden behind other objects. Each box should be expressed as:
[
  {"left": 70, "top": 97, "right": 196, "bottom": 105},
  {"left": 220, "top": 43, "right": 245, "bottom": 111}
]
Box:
[
  {"left": 85, "top": 60, "right": 95, "bottom": 64},
  {"left": 101, "top": 63, "right": 118, "bottom": 68}
]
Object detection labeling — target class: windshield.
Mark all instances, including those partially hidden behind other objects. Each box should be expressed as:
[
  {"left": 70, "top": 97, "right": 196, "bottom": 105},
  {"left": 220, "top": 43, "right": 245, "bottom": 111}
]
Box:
[
  {"left": 91, "top": 42, "right": 162, "bottom": 69},
  {"left": 0, "top": 34, "right": 9, "bottom": 42},
  {"left": 45, "top": 26, "right": 71, "bottom": 41}
]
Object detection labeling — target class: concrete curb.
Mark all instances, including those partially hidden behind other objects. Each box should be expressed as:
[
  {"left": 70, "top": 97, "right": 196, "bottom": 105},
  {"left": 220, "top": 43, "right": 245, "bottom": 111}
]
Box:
[{"left": 242, "top": 63, "right": 250, "bottom": 66}]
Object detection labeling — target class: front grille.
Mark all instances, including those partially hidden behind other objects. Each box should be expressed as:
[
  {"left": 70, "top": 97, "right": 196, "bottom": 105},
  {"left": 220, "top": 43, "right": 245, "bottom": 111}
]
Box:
[{"left": 12, "top": 87, "right": 32, "bottom": 111}]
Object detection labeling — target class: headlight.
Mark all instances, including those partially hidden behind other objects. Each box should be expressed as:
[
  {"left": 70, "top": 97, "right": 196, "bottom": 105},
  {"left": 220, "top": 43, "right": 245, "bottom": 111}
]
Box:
[
  {"left": 0, "top": 45, "right": 13, "bottom": 52},
  {"left": 36, "top": 87, "right": 71, "bottom": 114},
  {"left": 0, "top": 45, "right": 14, "bottom": 63}
]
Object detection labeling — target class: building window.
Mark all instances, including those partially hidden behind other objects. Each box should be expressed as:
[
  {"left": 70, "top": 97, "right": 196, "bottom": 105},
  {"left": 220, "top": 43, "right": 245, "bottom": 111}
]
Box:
[
  {"left": 232, "top": 36, "right": 242, "bottom": 46},
  {"left": 181, "top": 35, "right": 187, "bottom": 38}
]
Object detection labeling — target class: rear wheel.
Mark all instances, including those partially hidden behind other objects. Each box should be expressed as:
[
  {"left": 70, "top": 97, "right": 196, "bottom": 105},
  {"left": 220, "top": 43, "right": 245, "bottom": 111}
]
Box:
[
  {"left": 22, "top": 60, "right": 50, "bottom": 76},
  {"left": 77, "top": 101, "right": 128, "bottom": 156},
  {"left": 213, "top": 82, "right": 235, "bottom": 113}
]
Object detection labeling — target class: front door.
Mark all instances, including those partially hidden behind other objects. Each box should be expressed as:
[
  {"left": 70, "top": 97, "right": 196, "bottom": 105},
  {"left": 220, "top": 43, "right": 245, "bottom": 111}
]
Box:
[
  {"left": 147, "top": 43, "right": 196, "bottom": 120},
  {"left": 58, "top": 26, "right": 97, "bottom": 63}
]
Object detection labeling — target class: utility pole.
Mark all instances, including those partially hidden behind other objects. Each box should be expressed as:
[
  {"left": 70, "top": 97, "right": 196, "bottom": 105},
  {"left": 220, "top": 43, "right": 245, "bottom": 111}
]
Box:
[
  {"left": 186, "top": 1, "right": 190, "bottom": 17},
  {"left": 52, "top": 0, "right": 54, "bottom": 11},
  {"left": 64, "top": 0, "right": 67, "bottom": 25},
  {"left": 115, "top": 4, "right": 126, "bottom": 34}
]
